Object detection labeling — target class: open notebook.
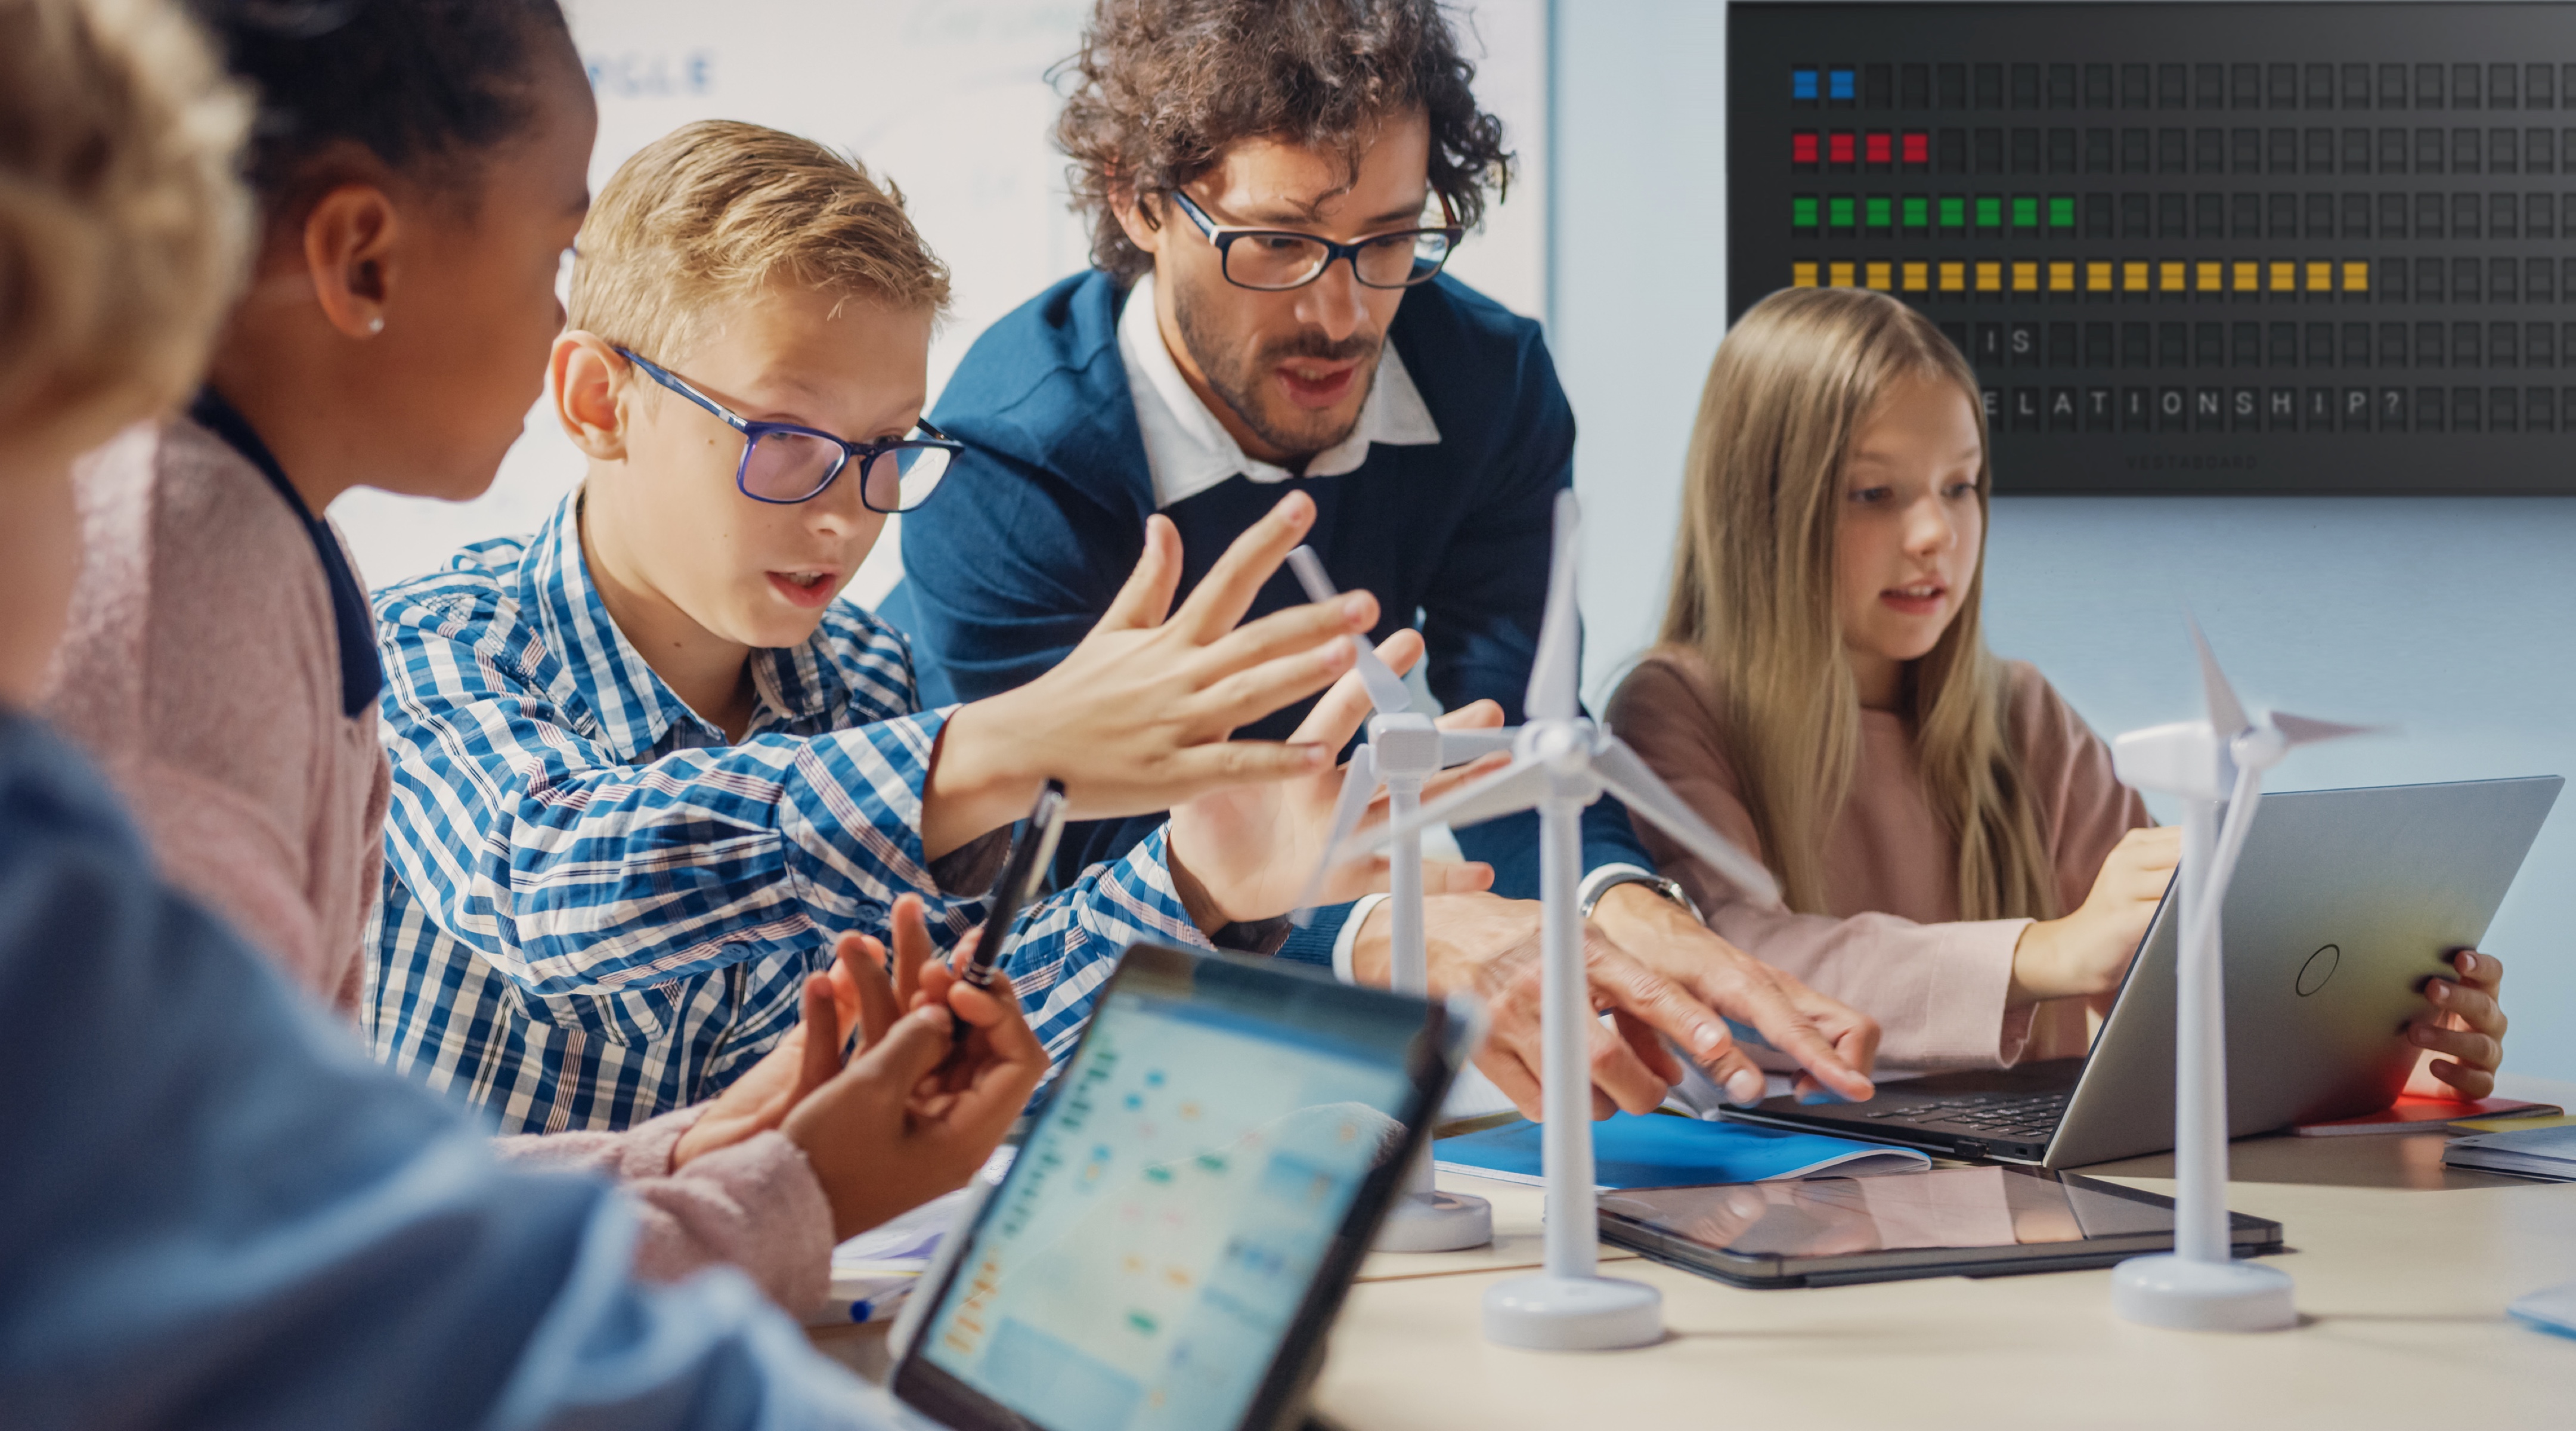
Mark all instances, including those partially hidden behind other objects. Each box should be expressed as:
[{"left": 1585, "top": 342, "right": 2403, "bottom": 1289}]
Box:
[{"left": 1435, "top": 1111, "right": 1930, "bottom": 1190}]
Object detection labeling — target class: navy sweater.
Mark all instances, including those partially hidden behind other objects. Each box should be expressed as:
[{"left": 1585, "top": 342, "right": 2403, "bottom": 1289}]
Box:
[{"left": 894, "top": 269, "right": 1652, "bottom": 961}]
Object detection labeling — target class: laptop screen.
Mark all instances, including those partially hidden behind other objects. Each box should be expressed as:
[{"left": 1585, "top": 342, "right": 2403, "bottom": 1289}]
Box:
[{"left": 912, "top": 953, "right": 1429, "bottom": 1431}]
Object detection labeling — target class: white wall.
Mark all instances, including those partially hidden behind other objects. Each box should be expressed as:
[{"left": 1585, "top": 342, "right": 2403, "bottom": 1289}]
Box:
[
  {"left": 1553, "top": 1, "right": 2576, "bottom": 1080},
  {"left": 329, "top": 0, "right": 1550, "bottom": 606}
]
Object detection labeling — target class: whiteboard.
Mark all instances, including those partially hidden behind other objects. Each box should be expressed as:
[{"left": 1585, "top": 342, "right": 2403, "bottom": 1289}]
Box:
[{"left": 331, "top": 0, "right": 1550, "bottom": 605}]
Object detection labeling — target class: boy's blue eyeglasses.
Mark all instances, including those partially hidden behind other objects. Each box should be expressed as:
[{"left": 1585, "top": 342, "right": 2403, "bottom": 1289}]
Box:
[{"left": 615, "top": 347, "right": 962, "bottom": 512}]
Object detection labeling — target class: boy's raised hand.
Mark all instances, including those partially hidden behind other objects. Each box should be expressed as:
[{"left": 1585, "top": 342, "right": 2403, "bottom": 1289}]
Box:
[
  {"left": 924, "top": 491, "right": 1378, "bottom": 858},
  {"left": 1165, "top": 626, "right": 1505, "bottom": 925}
]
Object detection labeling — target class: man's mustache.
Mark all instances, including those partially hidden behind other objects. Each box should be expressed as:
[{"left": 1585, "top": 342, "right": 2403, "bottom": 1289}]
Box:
[{"left": 1256, "top": 331, "right": 1383, "bottom": 366}]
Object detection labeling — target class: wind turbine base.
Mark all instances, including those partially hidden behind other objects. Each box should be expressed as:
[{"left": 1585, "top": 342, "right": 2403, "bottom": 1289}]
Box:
[
  {"left": 1371, "top": 1190, "right": 1494, "bottom": 1253},
  {"left": 1481, "top": 1274, "right": 1664, "bottom": 1351},
  {"left": 2111, "top": 1253, "right": 2297, "bottom": 1333}
]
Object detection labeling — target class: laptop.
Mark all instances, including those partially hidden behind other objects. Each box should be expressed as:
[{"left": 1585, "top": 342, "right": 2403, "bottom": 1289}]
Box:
[
  {"left": 883, "top": 940, "right": 1476, "bottom": 1431},
  {"left": 1725, "top": 776, "right": 2560, "bottom": 1168}
]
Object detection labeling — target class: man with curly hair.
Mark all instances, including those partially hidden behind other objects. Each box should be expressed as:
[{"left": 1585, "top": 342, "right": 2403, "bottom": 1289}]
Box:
[{"left": 898, "top": 0, "right": 1883, "bottom": 1119}]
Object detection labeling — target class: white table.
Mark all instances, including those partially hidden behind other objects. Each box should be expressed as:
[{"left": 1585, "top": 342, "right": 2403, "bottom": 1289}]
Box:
[{"left": 815, "top": 1074, "right": 2576, "bottom": 1428}]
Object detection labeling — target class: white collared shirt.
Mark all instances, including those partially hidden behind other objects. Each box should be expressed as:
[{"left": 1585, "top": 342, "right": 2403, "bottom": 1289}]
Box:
[{"left": 1116, "top": 270, "right": 1441, "bottom": 510}]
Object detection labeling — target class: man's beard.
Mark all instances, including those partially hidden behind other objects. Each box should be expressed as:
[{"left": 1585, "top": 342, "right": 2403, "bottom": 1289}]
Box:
[{"left": 1172, "top": 274, "right": 1383, "bottom": 467}]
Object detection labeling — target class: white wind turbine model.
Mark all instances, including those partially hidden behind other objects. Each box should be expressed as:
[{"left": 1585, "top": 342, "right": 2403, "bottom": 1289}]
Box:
[
  {"left": 1283, "top": 546, "right": 1516, "bottom": 1252},
  {"left": 2107, "top": 619, "right": 2369, "bottom": 1333},
  {"left": 1331, "top": 491, "right": 1784, "bottom": 1351}
]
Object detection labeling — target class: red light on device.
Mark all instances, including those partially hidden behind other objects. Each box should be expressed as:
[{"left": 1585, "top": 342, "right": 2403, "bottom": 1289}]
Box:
[
  {"left": 1864, "top": 132, "right": 1892, "bottom": 164},
  {"left": 1828, "top": 131, "right": 1856, "bottom": 164},
  {"left": 1791, "top": 131, "right": 1819, "bottom": 164},
  {"left": 1902, "top": 131, "right": 1930, "bottom": 165}
]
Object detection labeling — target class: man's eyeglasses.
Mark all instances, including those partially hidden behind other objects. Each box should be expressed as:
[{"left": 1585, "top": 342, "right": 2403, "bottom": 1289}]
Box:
[
  {"left": 1166, "top": 190, "right": 1463, "bottom": 293},
  {"left": 616, "top": 347, "right": 961, "bottom": 512}
]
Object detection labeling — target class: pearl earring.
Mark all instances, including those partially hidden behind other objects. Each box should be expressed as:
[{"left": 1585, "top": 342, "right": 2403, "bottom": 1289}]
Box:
[{"left": 367, "top": 317, "right": 385, "bottom": 334}]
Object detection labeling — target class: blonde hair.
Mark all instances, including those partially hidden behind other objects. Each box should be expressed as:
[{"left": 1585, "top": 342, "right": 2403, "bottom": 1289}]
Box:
[
  {"left": 0, "top": 0, "right": 250, "bottom": 453},
  {"left": 568, "top": 119, "right": 950, "bottom": 364},
  {"left": 1658, "top": 286, "right": 2055, "bottom": 922}
]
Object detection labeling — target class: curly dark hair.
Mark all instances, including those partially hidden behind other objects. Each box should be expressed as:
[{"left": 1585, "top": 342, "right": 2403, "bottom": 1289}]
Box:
[{"left": 1055, "top": 0, "right": 1512, "bottom": 279}]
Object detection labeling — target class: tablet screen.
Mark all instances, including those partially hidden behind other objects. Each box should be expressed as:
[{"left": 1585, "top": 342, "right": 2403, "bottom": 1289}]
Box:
[
  {"left": 914, "top": 975, "right": 1419, "bottom": 1431},
  {"left": 1603, "top": 1164, "right": 2172, "bottom": 1260}
]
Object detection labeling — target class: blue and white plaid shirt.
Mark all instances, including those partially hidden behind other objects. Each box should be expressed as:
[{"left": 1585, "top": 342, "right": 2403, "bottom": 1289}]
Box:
[{"left": 365, "top": 493, "right": 1210, "bottom": 1134}]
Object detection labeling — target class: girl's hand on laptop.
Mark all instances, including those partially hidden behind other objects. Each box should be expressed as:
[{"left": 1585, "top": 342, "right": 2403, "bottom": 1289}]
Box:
[
  {"left": 925, "top": 491, "right": 1383, "bottom": 857},
  {"left": 2007, "top": 825, "right": 2181, "bottom": 1006},
  {"left": 1163, "top": 626, "right": 1505, "bottom": 927},
  {"left": 2404, "top": 949, "right": 2507, "bottom": 1101}
]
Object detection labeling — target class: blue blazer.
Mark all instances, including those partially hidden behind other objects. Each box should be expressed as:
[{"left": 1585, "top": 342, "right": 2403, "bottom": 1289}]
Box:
[{"left": 895, "top": 268, "right": 1653, "bottom": 959}]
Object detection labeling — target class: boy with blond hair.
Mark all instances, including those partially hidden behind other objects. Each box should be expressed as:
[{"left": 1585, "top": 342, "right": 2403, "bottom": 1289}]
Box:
[{"left": 369, "top": 119, "right": 1495, "bottom": 1135}]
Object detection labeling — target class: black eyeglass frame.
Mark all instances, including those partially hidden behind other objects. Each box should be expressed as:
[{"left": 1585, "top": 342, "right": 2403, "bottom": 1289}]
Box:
[
  {"left": 614, "top": 346, "right": 963, "bottom": 512},
  {"left": 1164, "top": 189, "right": 1465, "bottom": 292}
]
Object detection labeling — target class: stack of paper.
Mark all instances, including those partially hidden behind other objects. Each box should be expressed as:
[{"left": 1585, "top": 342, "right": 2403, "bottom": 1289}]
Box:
[
  {"left": 1435, "top": 1111, "right": 1930, "bottom": 1190},
  {"left": 2444, "top": 1122, "right": 2576, "bottom": 1182}
]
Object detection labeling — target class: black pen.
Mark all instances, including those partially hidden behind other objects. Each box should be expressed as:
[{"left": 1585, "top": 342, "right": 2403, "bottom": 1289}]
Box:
[{"left": 953, "top": 779, "right": 1068, "bottom": 1042}]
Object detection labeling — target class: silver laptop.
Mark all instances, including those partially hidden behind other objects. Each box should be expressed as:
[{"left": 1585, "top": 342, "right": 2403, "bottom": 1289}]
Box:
[
  {"left": 881, "top": 940, "right": 1476, "bottom": 1431},
  {"left": 1727, "top": 776, "right": 2560, "bottom": 1168}
]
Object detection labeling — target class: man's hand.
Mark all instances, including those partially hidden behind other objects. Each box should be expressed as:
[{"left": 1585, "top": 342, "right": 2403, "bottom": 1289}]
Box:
[
  {"left": 1166, "top": 626, "right": 1503, "bottom": 928},
  {"left": 925, "top": 490, "right": 1376, "bottom": 857},
  {"left": 1587, "top": 882, "right": 1879, "bottom": 1105},
  {"left": 1352, "top": 890, "right": 1874, "bottom": 1121}
]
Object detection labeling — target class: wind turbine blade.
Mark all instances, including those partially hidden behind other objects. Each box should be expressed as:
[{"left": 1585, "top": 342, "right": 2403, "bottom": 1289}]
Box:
[
  {"left": 2271, "top": 711, "right": 2379, "bottom": 747},
  {"left": 1290, "top": 745, "right": 1379, "bottom": 927},
  {"left": 1436, "top": 727, "right": 1518, "bottom": 764},
  {"left": 1349, "top": 641, "right": 1416, "bottom": 716},
  {"left": 1524, "top": 491, "right": 1582, "bottom": 723},
  {"left": 1287, "top": 546, "right": 1412, "bottom": 714},
  {"left": 2185, "top": 612, "right": 2250, "bottom": 737},
  {"left": 1284, "top": 545, "right": 1341, "bottom": 605},
  {"left": 1589, "top": 736, "right": 1783, "bottom": 906},
  {"left": 1332, "top": 757, "right": 1549, "bottom": 865}
]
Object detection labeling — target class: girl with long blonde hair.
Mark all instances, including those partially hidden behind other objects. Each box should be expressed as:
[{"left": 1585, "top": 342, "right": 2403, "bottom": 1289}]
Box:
[{"left": 1608, "top": 287, "right": 2508, "bottom": 1090}]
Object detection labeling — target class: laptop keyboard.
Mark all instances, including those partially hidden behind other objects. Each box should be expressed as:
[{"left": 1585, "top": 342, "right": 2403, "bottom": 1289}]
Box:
[{"left": 1863, "top": 1092, "right": 2072, "bottom": 1142}]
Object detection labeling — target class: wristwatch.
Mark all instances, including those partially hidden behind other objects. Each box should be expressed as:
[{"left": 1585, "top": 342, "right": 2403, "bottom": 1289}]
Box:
[{"left": 1577, "top": 867, "right": 1704, "bottom": 922}]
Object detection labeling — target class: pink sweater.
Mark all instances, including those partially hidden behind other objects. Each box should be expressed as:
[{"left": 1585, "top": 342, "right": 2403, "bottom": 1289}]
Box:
[
  {"left": 1606, "top": 648, "right": 2150, "bottom": 1070},
  {"left": 39, "top": 419, "right": 832, "bottom": 1311}
]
